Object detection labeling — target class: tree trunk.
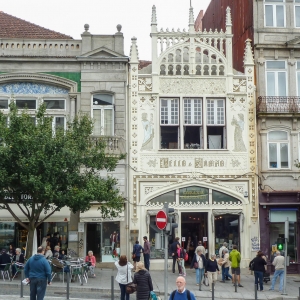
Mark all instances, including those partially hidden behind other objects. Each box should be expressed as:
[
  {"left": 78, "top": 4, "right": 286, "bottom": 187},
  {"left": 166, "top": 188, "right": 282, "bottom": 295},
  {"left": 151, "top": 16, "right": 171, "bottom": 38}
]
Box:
[{"left": 25, "top": 221, "right": 36, "bottom": 259}]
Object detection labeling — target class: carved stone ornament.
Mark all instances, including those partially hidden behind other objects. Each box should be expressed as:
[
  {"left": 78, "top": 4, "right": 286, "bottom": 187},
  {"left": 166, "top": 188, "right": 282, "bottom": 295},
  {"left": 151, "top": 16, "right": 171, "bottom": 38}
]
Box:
[{"left": 160, "top": 78, "right": 226, "bottom": 94}]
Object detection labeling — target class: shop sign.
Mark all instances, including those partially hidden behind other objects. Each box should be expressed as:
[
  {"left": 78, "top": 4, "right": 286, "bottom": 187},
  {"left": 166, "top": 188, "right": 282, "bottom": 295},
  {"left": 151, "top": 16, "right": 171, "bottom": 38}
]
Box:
[
  {"left": 3, "top": 193, "right": 33, "bottom": 201},
  {"left": 160, "top": 158, "right": 226, "bottom": 169}
]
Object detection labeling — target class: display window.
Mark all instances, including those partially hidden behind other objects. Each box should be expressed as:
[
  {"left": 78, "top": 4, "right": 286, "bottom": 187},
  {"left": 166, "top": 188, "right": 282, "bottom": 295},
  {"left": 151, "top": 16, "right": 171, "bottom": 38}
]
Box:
[{"left": 0, "top": 222, "right": 15, "bottom": 249}]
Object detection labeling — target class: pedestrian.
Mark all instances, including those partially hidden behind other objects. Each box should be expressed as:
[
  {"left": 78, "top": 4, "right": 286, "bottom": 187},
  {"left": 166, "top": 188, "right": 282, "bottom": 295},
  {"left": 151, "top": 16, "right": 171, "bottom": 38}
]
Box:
[
  {"left": 195, "top": 241, "right": 206, "bottom": 257},
  {"left": 85, "top": 250, "right": 96, "bottom": 278},
  {"left": 205, "top": 254, "right": 220, "bottom": 292},
  {"left": 218, "top": 242, "right": 228, "bottom": 259},
  {"left": 143, "top": 236, "right": 151, "bottom": 271},
  {"left": 176, "top": 244, "right": 186, "bottom": 276},
  {"left": 219, "top": 248, "right": 232, "bottom": 283},
  {"left": 133, "top": 261, "right": 153, "bottom": 300},
  {"left": 24, "top": 246, "right": 52, "bottom": 300},
  {"left": 169, "top": 276, "right": 196, "bottom": 300},
  {"left": 190, "top": 249, "right": 206, "bottom": 286},
  {"left": 269, "top": 251, "right": 284, "bottom": 292},
  {"left": 132, "top": 240, "right": 143, "bottom": 271},
  {"left": 229, "top": 244, "right": 243, "bottom": 287},
  {"left": 170, "top": 237, "right": 180, "bottom": 273},
  {"left": 249, "top": 250, "right": 267, "bottom": 291},
  {"left": 115, "top": 255, "right": 134, "bottom": 300}
]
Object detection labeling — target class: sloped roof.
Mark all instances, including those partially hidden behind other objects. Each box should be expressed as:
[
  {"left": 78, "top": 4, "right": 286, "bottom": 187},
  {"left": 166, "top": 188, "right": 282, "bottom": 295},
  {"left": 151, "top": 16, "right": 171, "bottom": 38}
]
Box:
[{"left": 0, "top": 11, "right": 73, "bottom": 39}]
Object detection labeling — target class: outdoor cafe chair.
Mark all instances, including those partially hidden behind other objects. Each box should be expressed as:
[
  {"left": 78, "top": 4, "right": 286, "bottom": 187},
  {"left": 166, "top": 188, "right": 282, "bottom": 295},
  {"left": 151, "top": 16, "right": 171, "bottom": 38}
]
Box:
[{"left": 1, "top": 263, "right": 11, "bottom": 281}]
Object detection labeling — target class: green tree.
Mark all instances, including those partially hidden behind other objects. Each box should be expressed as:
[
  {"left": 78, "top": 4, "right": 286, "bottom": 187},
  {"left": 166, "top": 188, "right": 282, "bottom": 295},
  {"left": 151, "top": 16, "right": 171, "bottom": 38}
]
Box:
[{"left": 0, "top": 103, "right": 125, "bottom": 257}]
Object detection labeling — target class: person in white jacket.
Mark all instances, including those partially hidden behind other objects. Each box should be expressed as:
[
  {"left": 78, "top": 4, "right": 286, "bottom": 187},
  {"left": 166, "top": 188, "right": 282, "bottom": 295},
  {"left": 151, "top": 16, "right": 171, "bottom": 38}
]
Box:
[{"left": 115, "top": 255, "right": 134, "bottom": 300}]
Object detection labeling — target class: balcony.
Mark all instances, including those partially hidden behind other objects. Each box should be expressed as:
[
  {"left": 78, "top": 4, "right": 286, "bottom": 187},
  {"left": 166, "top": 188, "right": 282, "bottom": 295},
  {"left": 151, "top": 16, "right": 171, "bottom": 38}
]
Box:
[
  {"left": 89, "top": 136, "right": 126, "bottom": 155},
  {"left": 257, "top": 96, "right": 300, "bottom": 115}
]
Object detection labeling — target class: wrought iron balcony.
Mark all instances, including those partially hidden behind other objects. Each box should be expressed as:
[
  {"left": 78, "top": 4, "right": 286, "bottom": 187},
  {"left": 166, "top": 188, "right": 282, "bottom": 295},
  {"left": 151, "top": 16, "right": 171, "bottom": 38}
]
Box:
[
  {"left": 257, "top": 96, "right": 300, "bottom": 114},
  {"left": 89, "top": 136, "right": 126, "bottom": 154}
]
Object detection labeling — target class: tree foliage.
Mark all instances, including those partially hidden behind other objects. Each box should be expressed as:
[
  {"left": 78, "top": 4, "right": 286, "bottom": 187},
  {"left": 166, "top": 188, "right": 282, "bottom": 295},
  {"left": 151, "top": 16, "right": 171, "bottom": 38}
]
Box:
[{"left": 0, "top": 103, "right": 126, "bottom": 257}]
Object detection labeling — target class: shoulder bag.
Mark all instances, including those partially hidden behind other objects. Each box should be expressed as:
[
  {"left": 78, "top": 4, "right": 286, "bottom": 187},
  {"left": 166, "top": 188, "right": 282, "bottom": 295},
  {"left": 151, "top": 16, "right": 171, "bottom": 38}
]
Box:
[
  {"left": 193, "top": 257, "right": 200, "bottom": 269},
  {"left": 125, "top": 264, "right": 137, "bottom": 294}
]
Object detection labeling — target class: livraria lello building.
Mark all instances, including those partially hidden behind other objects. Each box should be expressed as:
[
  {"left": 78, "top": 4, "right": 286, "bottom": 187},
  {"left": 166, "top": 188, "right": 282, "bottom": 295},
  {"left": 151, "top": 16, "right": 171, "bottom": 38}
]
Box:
[{"left": 128, "top": 5, "right": 258, "bottom": 269}]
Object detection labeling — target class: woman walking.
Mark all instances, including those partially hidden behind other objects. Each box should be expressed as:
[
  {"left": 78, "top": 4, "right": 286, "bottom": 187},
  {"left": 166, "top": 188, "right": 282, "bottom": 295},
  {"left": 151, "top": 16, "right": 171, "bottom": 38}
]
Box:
[
  {"left": 176, "top": 244, "right": 186, "bottom": 276},
  {"left": 249, "top": 251, "right": 267, "bottom": 291},
  {"left": 205, "top": 254, "right": 220, "bottom": 291},
  {"left": 190, "top": 249, "right": 206, "bottom": 286},
  {"left": 133, "top": 261, "right": 153, "bottom": 300},
  {"left": 115, "top": 255, "right": 134, "bottom": 300},
  {"left": 219, "top": 248, "right": 232, "bottom": 283}
]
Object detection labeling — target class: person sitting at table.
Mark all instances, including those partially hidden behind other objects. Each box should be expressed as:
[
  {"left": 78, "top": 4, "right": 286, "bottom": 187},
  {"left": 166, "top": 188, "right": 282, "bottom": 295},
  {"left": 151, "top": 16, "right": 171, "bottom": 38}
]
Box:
[
  {"left": 85, "top": 250, "right": 96, "bottom": 278},
  {"left": 12, "top": 248, "right": 25, "bottom": 277},
  {"left": 0, "top": 249, "right": 11, "bottom": 271},
  {"left": 52, "top": 252, "right": 69, "bottom": 274},
  {"left": 44, "top": 245, "right": 53, "bottom": 259},
  {"left": 53, "top": 245, "right": 62, "bottom": 259}
]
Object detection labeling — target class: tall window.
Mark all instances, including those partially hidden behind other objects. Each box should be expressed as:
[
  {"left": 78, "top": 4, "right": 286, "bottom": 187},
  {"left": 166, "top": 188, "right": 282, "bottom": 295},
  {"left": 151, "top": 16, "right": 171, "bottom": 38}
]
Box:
[
  {"left": 160, "top": 97, "right": 226, "bottom": 149},
  {"left": 265, "top": 0, "right": 285, "bottom": 27},
  {"left": 92, "top": 94, "right": 114, "bottom": 136},
  {"left": 266, "top": 61, "right": 287, "bottom": 96},
  {"left": 295, "top": 0, "right": 300, "bottom": 27},
  {"left": 268, "top": 131, "right": 289, "bottom": 169},
  {"left": 297, "top": 62, "right": 300, "bottom": 96}
]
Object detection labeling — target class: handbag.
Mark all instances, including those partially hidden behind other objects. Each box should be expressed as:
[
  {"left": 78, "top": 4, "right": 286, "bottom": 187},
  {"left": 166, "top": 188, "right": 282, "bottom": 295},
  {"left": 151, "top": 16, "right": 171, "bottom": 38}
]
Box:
[
  {"left": 132, "top": 253, "right": 136, "bottom": 259},
  {"left": 125, "top": 264, "right": 136, "bottom": 294},
  {"left": 193, "top": 257, "right": 200, "bottom": 269}
]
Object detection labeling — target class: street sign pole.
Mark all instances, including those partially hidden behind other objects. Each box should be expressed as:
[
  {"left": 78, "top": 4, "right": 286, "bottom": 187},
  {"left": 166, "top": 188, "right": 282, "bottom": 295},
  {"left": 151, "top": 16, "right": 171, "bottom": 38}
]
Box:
[
  {"left": 282, "top": 218, "right": 289, "bottom": 295},
  {"left": 163, "top": 202, "right": 169, "bottom": 300}
]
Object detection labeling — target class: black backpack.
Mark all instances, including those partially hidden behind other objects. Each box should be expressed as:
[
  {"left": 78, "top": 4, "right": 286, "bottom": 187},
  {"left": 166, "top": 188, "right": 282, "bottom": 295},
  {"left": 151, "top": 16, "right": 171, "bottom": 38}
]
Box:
[
  {"left": 250, "top": 260, "right": 255, "bottom": 271},
  {"left": 171, "top": 289, "right": 191, "bottom": 300}
]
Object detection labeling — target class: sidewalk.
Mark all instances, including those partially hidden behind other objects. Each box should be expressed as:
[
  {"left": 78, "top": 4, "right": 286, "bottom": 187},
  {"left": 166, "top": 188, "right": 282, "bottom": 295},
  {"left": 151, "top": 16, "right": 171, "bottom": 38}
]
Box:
[{"left": 0, "top": 267, "right": 299, "bottom": 300}]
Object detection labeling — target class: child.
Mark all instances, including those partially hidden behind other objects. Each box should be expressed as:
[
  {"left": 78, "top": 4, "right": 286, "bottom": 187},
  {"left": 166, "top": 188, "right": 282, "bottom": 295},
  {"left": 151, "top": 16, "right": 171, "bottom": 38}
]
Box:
[{"left": 176, "top": 244, "right": 186, "bottom": 276}]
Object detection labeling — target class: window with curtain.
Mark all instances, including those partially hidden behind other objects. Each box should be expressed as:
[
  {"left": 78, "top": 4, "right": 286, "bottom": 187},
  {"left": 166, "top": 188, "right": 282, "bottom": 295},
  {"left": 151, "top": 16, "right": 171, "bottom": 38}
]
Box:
[
  {"left": 264, "top": 0, "right": 285, "bottom": 27},
  {"left": 268, "top": 130, "right": 289, "bottom": 169},
  {"left": 92, "top": 94, "right": 114, "bottom": 136},
  {"left": 266, "top": 61, "right": 287, "bottom": 97}
]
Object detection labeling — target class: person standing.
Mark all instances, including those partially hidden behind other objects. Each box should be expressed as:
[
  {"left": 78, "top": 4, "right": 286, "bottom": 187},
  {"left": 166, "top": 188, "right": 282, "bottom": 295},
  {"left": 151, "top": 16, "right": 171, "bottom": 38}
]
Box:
[
  {"left": 190, "top": 249, "right": 206, "bottom": 286},
  {"left": 205, "top": 254, "right": 220, "bottom": 292},
  {"left": 229, "top": 244, "right": 243, "bottom": 287},
  {"left": 269, "top": 251, "right": 285, "bottom": 292},
  {"left": 132, "top": 240, "right": 143, "bottom": 271},
  {"left": 169, "top": 276, "right": 196, "bottom": 300},
  {"left": 219, "top": 242, "right": 228, "bottom": 258},
  {"left": 143, "top": 236, "right": 150, "bottom": 271},
  {"left": 219, "top": 248, "right": 232, "bottom": 283},
  {"left": 24, "top": 246, "right": 52, "bottom": 300},
  {"left": 195, "top": 241, "right": 206, "bottom": 257},
  {"left": 176, "top": 244, "right": 186, "bottom": 276},
  {"left": 249, "top": 251, "right": 267, "bottom": 291},
  {"left": 133, "top": 261, "right": 153, "bottom": 300},
  {"left": 115, "top": 255, "right": 134, "bottom": 300},
  {"left": 170, "top": 237, "right": 180, "bottom": 273}
]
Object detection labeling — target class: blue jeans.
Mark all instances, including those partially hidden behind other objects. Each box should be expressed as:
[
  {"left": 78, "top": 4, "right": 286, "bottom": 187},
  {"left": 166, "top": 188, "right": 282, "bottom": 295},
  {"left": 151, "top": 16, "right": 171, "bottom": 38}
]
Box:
[
  {"left": 29, "top": 278, "right": 48, "bottom": 300},
  {"left": 196, "top": 268, "right": 205, "bottom": 284},
  {"left": 271, "top": 269, "right": 284, "bottom": 291},
  {"left": 119, "top": 283, "right": 130, "bottom": 300},
  {"left": 222, "top": 267, "right": 232, "bottom": 281},
  {"left": 144, "top": 253, "right": 150, "bottom": 271},
  {"left": 254, "top": 271, "right": 264, "bottom": 291}
]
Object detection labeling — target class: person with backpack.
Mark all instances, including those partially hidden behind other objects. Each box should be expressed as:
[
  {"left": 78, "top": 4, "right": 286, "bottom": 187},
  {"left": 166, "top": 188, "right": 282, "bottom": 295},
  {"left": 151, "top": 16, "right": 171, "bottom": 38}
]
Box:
[
  {"left": 169, "top": 276, "right": 196, "bottom": 300},
  {"left": 132, "top": 240, "right": 143, "bottom": 271},
  {"left": 190, "top": 249, "right": 206, "bottom": 286},
  {"left": 249, "top": 250, "right": 267, "bottom": 291},
  {"left": 176, "top": 244, "right": 186, "bottom": 276}
]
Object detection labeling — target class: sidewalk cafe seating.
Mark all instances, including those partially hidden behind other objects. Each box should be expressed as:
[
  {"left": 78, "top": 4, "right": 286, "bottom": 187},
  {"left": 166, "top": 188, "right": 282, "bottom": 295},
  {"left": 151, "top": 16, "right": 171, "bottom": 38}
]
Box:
[{"left": 1, "top": 263, "right": 11, "bottom": 281}]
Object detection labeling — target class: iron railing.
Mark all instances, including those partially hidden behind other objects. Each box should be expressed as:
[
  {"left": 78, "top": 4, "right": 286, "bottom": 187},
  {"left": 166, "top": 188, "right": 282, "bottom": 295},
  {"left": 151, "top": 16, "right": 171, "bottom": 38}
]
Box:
[
  {"left": 257, "top": 96, "right": 300, "bottom": 113},
  {"left": 89, "top": 136, "right": 125, "bottom": 153}
]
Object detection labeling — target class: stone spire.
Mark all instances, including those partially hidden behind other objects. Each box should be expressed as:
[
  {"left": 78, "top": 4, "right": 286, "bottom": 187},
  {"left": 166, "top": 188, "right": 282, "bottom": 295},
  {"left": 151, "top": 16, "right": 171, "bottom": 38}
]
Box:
[
  {"left": 226, "top": 6, "right": 232, "bottom": 34},
  {"left": 130, "top": 37, "right": 139, "bottom": 63},
  {"left": 189, "top": 5, "right": 195, "bottom": 33},
  {"left": 244, "top": 39, "right": 254, "bottom": 66},
  {"left": 151, "top": 5, "right": 158, "bottom": 33}
]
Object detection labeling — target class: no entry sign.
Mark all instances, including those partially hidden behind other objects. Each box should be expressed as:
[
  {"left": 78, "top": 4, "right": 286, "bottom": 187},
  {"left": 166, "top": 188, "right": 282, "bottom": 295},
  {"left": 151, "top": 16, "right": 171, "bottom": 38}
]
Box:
[{"left": 156, "top": 210, "right": 167, "bottom": 230}]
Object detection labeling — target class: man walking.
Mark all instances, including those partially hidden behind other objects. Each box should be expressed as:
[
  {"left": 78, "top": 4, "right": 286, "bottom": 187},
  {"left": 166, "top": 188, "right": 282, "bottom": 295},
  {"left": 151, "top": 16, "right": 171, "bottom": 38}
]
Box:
[
  {"left": 229, "top": 244, "right": 243, "bottom": 287},
  {"left": 169, "top": 276, "right": 196, "bottom": 300},
  {"left": 269, "top": 251, "right": 284, "bottom": 292},
  {"left": 25, "top": 246, "right": 52, "bottom": 300},
  {"left": 170, "top": 237, "right": 180, "bottom": 273},
  {"left": 143, "top": 236, "right": 151, "bottom": 271}
]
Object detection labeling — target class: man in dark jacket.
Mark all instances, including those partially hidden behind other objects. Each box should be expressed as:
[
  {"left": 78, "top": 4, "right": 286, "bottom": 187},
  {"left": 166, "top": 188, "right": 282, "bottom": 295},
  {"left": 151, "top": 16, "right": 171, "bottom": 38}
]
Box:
[
  {"left": 143, "top": 236, "right": 151, "bottom": 271},
  {"left": 0, "top": 249, "right": 11, "bottom": 271},
  {"left": 25, "top": 246, "right": 52, "bottom": 300},
  {"left": 133, "top": 240, "right": 143, "bottom": 271},
  {"left": 170, "top": 237, "right": 180, "bottom": 273}
]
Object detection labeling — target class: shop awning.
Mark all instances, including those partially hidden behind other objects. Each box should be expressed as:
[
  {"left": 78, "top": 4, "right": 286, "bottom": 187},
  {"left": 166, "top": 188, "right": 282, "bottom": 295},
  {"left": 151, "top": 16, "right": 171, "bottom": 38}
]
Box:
[{"left": 80, "top": 206, "right": 124, "bottom": 222}]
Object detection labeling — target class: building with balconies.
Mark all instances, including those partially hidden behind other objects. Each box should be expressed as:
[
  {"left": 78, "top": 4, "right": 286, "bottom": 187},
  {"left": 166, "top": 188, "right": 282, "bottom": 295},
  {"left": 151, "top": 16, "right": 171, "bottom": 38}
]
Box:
[
  {"left": 128, "top": 5, "right": 257, "bottom": 269},
  {"left": 0, "top": 12, "right": 129, "bottom": 263},
  {"left": 202, "top": 0, "right": 300, "bottom": 273}
]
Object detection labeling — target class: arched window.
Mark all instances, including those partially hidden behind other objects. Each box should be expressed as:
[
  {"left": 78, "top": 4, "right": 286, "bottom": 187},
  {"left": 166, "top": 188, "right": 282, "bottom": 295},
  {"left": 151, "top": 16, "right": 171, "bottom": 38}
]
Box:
[
  {"left": 92, "top": 93, "right": 114, "bottom": 136},
  {"left": 268, "top": 130, "right": 289, "bottom": 169}
]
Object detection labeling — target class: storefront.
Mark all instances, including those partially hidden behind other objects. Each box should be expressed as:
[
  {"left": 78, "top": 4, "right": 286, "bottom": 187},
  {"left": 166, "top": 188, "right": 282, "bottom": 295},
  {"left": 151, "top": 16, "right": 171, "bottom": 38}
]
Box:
[{"left": 259, "top": 192, "right": 300, "bottom": 273}]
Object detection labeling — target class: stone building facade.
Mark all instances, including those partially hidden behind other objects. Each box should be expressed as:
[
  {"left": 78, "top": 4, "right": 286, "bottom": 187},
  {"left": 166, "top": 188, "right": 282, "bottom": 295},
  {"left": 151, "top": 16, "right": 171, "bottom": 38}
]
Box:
[
  {"left": 128, "top": 5, "right": 258, "bottom": 269},
  {"left": 0, "top": 12, "right": 129, "bottom": 262}
]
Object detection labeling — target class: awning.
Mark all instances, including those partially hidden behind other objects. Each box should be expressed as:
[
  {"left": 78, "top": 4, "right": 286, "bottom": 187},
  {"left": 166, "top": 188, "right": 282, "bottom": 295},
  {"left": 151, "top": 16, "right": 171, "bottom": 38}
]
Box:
[{"left": 80, "top": 206, "right": 124, "bottom": 222}]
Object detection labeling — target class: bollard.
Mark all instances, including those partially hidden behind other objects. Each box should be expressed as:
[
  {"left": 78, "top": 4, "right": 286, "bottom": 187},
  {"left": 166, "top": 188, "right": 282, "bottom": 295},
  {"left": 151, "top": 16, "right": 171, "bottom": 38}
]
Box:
[
  {"left": 199, "top": 277, "right": 201, "bottom": 291},
  {"left": 20, "top": 269, "right": 24, "bottom": 298},
  {"left": 66, "top": 272, "right": 70, "bottom": 300},
  {"left": 254, "top": 283, "right": 257, "bottom": 300},
  {"left": 212, "top": 282, "right": 214, "bottom": 300},
  {"left": 234, "top": 271, "right": 237, "bottom": 293},
  {"left": 298, "top": 287, "right": 300, "bottom": 300},
  {"left": 111, "top": 275, "right": 114, "bottom": 300},
  {"left": 80, "top": 266, "right": 83, "bottom": 286}
]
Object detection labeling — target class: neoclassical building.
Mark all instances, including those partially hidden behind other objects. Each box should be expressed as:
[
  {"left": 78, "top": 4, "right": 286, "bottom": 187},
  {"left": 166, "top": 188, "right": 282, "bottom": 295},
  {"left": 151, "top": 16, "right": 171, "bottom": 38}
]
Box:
[
  {"left": 128, "top": 5, "right": 258, "bottom": 268},
  {"left": 0, "top": 12, "right": 129, "bottom": 262}
]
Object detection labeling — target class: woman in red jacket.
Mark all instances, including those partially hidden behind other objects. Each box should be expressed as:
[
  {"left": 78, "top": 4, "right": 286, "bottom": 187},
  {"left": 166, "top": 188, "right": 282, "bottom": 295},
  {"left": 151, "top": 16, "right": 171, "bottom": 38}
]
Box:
[{"left": 85, "top": 250, "right": 96, "bottom": 278}]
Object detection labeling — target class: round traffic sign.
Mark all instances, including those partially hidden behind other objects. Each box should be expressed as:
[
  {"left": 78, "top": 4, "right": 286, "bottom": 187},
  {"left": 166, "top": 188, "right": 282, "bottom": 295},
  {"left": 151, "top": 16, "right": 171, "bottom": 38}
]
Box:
[{"left": 156, "top": 210, "right": 167, "bottom": 230}]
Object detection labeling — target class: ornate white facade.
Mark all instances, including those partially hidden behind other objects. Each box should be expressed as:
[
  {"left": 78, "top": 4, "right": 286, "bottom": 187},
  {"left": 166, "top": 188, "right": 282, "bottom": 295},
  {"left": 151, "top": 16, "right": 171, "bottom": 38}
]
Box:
[{"left": 128, "top": 6, "right": 258, "bottom": 268}]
